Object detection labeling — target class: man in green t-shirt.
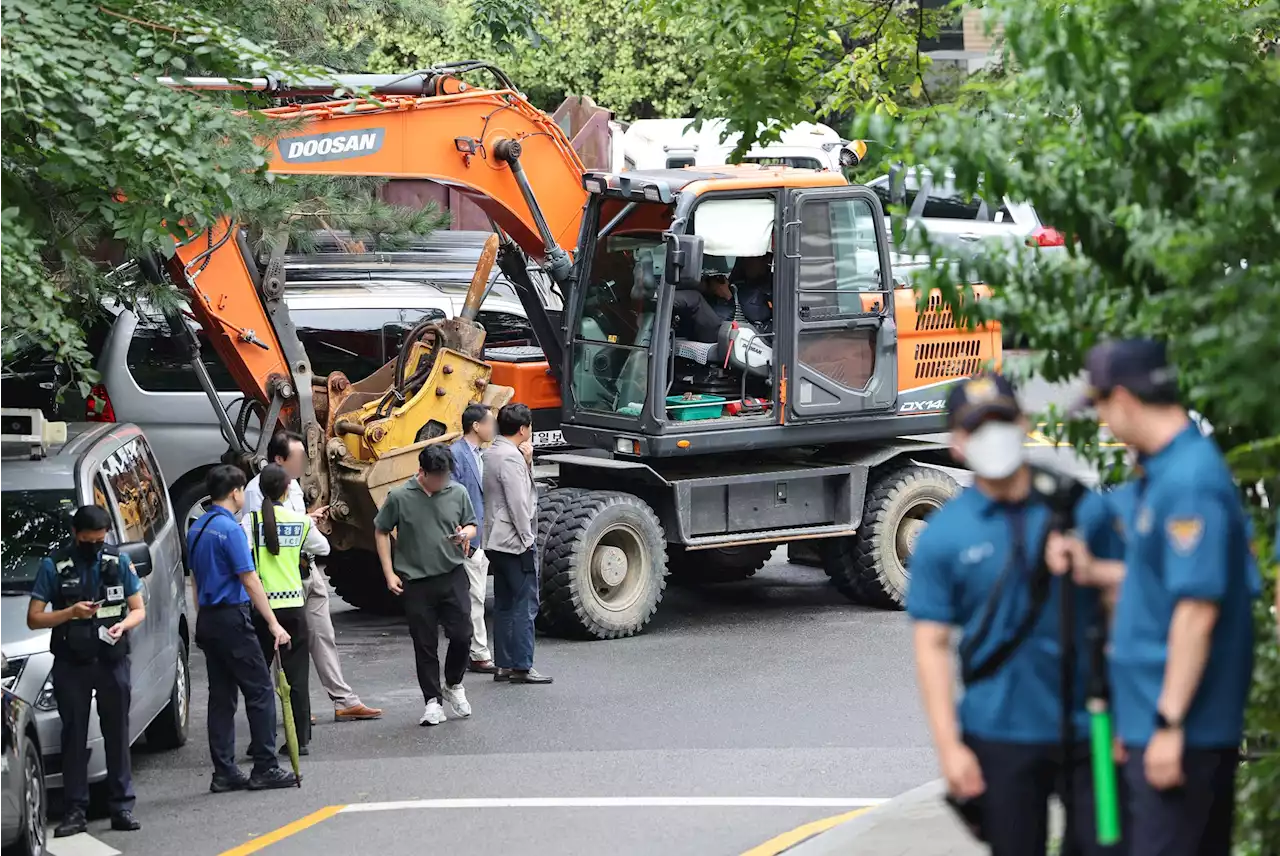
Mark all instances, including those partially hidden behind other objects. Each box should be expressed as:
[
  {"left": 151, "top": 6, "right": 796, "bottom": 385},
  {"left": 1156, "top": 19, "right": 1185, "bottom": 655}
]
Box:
[{"left": 374, "top": 444, "right": 477, "bottom": 726}]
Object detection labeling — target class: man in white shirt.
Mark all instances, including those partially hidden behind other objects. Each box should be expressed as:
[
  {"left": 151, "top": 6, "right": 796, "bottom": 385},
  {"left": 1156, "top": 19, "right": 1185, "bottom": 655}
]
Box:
[
  {"left": 450, "top": 405, "right": 497, "bottom": 674},
  {"left": 241, "top": 431, "right": 383, "bottom": 721}
]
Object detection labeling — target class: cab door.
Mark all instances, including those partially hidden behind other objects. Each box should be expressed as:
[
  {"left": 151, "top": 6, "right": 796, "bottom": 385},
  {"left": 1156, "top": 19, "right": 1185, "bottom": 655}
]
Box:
[{"left": 781, "top": 187, "right": 898, "bottom": 421}]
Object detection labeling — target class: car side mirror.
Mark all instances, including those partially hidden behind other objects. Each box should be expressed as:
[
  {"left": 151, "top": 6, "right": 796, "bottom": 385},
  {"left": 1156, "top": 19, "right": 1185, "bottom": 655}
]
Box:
[
  {"left": 664, "top": 233, "right": 704, "bottom": 288},
  {"left": 119, "top": 541, "right": 153, "bottom": 579}
]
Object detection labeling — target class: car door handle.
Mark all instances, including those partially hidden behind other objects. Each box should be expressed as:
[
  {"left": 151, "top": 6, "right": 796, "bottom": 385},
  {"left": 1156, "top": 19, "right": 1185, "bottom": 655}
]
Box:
[{"left": 958, "top": 232, "right": 981, "bottom": 241}]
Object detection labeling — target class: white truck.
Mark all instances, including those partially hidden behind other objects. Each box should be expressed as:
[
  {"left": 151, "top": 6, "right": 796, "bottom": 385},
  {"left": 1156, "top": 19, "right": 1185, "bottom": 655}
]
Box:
[
  {"left": 548, "top": 95, "right": 866, "bottom": 174},
  {"left": 611, "top": 117, "right": 866, "bottom": 172}
]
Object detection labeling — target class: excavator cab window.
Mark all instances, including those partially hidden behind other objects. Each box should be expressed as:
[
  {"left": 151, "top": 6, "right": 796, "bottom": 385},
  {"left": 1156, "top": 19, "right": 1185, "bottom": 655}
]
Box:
[{"left": 570, "top": 201, "right": 674, "bottom": 417}]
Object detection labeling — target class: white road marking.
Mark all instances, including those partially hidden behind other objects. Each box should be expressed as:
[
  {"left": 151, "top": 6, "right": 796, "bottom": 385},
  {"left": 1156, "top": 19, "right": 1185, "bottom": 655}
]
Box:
[
  {"left": 46, "top": 831, "right": 121, "bottom": 856},
  {"left": 340, "top": 797, "right": 888, "bottom": 813}
]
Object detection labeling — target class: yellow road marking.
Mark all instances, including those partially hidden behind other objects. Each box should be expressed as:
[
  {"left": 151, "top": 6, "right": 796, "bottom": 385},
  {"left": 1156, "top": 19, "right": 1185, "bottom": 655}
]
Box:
[
  {"left": 738, "top": 807, "right": 870, "bottom": 856},
  {"left": 217, "top": 805, "right": 346, "bottom": 856}
]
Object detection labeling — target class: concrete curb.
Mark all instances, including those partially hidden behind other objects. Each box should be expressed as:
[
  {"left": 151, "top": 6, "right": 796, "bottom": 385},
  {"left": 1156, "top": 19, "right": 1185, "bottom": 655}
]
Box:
[{"left": 784, "top": 780, "right": 982, "bottom": 855}]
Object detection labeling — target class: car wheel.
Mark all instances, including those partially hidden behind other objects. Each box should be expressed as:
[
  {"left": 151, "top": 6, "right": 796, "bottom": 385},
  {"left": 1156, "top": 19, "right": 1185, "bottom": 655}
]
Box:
[
  {"left": 145, "top": 639, "right": 189, "bottom": 750},
  {"left": 14, "top": 734, "right": 46, "bottom": 856},
  {"left": 173, "top": 481, "right": 213, "bottom": 538}
]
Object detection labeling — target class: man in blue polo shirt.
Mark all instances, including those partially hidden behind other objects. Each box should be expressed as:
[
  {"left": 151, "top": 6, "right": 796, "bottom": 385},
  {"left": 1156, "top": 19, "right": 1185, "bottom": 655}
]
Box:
[
  {"left": 188, "top": 464, "right": 296, "bottom": 792},
  {"left": 908, "top": 373, "right": 1125, "bottom": 856},
  {"left": 1053, "top": 340, "right": 1260, "bottom": 856}
]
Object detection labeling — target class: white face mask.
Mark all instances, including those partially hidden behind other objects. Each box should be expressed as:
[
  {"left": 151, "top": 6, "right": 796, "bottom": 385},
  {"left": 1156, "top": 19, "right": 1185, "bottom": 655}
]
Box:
[{"left": 964, "top": 421, "right": 1027, "bottom": 480}]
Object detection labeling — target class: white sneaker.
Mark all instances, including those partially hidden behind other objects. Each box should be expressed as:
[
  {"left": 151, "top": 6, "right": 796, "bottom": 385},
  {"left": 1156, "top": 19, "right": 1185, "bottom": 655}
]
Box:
[
  {"left": 443, "top": 684, "right": 471, "bottom": 718},
  {"left": 419, "top": 699, "right": 447, "bottom": 726}
]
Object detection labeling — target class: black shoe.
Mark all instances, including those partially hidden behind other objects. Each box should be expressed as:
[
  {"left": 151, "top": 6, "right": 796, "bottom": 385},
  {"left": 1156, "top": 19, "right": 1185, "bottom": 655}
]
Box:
[
  {"left": 210, "top": 771, "right": 251, "bottom": 793},
  {"left": 280, "top": 744, "right": 310, "bottom": 757},
  {"left": 248, "top": 766, "right": 299, "bottom": 790},
  {"left": 510, "top": 668, "right": 554, "bottom": 684},
  {"left": 54, "top": 811, "right": 87, "bottom": 838},
  {"left": 111, "top": 810, "right": 142, "bottom": 831},
  {"left": 494, "top": 668, "right": 512, "bottom": 682}
]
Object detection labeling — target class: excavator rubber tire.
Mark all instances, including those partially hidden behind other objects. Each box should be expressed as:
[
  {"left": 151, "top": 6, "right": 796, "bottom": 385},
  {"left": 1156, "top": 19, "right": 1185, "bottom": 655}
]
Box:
[
  {"left": 821, "top": 465, "right": 959, "bottom": 610},
  {"left": 667, "top": 544, "right": 774, "bottom": 585},
  {"left": 536, "top": 490, "right": 668, "bottom": 640},
  {"left": 325, "top": 548, "right": 405, "bottom": 616},
  {"left": 535, "top": 487, "right": 589, "bottom": 562}
]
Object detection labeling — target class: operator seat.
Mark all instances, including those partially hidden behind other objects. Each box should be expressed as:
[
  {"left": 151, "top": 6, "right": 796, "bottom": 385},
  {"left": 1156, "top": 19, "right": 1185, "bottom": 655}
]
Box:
[{"left": 614, "top": 250, "right": 659, "bottom": 413}]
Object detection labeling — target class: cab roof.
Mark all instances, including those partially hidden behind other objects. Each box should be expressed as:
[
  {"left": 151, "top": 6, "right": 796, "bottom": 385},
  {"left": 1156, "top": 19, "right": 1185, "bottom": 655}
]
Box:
[{"left": 583, "top": 165, "right": 848, "bottom": 203}]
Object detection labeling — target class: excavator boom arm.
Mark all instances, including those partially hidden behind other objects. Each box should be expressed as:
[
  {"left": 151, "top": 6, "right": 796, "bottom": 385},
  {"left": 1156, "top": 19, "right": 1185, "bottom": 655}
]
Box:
[{"left": 166, "top": 74, "right": 588, "bottom": 416}]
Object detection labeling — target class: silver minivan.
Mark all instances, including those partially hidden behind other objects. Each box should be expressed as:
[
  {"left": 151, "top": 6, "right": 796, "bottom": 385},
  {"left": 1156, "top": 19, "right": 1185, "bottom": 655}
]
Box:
[
  {"left": 85, "top": 277, "right": 545, "bottom": 532},
  {"left": 1, "top": 415, "right": 190, "bottom": 790}
]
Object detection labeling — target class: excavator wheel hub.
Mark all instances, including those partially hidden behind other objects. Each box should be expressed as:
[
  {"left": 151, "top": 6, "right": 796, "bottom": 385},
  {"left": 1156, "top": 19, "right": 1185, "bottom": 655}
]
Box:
[{"left": 592, "top": 545, "right": 629, "bottom": 587}]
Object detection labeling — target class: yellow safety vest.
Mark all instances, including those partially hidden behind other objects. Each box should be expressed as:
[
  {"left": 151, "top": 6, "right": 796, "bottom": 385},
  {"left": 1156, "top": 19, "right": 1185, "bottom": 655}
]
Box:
[{"left": 249, "top": 504, "right": 307, "bottom": 609}]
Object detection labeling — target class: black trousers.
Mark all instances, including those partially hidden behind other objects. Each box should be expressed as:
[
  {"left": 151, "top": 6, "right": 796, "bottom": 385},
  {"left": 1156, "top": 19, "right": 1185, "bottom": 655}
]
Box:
[
  {"left": 402, "top": 568, "right": 471, "bottom": 705},
  {"left": 966, "top": 735, "right": 1128, "bottom": 856},
  {"left": 1124, "top": 746, "right": 1238, "bottom": 856},
  {"left": 195, "top": 604, "right": 278, "bottom": 777},
  {"left": 252, "top": 606, "right": 311, "bottom": 747},
  {"left": 51, "top": 656, "right": 134, "bottom": 814}
]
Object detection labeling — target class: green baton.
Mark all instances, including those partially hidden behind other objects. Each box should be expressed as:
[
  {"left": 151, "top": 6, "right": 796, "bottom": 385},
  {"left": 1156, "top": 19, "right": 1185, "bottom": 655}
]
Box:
[{"left": 1087, "top": 698, "right": 1121, "bottom": 844}]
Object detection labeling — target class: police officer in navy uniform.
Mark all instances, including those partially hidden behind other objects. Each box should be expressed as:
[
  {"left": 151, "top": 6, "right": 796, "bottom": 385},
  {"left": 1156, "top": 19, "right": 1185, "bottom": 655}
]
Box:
[
  {"left": 26, "top": 505, "right": 145, "bottom": 837},
  {"left": 907, "top": 373, "right": 1127, "bottom": 856},
  {"left": 1048, "top": 340, "right": 1261, "bottom": 856}
]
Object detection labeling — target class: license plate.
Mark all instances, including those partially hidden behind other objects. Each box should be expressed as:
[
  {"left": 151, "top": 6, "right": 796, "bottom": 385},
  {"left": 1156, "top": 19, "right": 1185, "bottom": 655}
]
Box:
[{"left": 532, "top": 430, "right": 566, "bottom": 447}]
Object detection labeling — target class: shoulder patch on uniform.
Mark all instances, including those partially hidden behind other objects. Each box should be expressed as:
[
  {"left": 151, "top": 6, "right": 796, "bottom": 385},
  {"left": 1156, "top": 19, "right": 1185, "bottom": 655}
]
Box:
[{"left": 1166, "top": 516, "right": 1204, "bottom": 556}]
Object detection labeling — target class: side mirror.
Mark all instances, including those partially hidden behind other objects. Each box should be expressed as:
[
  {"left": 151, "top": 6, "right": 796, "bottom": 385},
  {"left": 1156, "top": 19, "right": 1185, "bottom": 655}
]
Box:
[
  {"left": 664, "top": 233, "right": 704, "bottom": 288},
  {"left": 119, "top": 541, "right": 153, "bottom": 579}
]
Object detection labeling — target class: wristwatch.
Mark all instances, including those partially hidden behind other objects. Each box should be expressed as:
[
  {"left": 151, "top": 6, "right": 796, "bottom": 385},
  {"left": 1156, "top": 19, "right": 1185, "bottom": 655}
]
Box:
[{"left": 1154, "top": 710, "right": 1183, "bottom": 731}]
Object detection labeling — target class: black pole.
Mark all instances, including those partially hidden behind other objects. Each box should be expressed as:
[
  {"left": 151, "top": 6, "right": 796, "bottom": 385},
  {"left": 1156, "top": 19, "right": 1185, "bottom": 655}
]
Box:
[{"left": 1059, "top": 536, "right": 1078, "bottom": 856}]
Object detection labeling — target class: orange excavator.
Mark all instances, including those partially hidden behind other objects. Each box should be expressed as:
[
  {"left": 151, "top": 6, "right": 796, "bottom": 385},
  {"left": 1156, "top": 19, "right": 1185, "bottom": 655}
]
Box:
[{"left": 157, "top": 63, "right": 1000, "bottom": 638}]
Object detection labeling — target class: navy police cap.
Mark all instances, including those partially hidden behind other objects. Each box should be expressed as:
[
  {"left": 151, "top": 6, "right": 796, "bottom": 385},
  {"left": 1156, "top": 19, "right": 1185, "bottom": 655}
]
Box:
[
  {"left": 946, "top": 372, "right": 1022, "bottom": 432},
  {"left": 1079, "top": 338, "right": 1179, "bottom": 408}
]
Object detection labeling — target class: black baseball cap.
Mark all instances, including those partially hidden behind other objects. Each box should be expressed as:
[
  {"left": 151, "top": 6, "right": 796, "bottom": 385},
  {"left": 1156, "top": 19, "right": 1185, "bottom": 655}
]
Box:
[
  {"left": 946, "top": 372, "right": 1022, "bottom": 432},
  {"left": 1076, "top": 339, "right": 1179, "bottom": 410}
]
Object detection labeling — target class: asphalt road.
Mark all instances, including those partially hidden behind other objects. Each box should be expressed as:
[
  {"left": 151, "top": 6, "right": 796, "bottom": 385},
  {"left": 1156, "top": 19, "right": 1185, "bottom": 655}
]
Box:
[{"left": 75, "top": 560, "right": 931, "bottom": 856}]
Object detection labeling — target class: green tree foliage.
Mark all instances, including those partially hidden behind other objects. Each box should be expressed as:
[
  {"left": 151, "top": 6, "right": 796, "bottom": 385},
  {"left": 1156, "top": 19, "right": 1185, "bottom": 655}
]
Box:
[
  {"left": 860, "top": 0, "right": 1278, "bottom": 847},
  {"left": 359, "top": 0, "right": 712, "bottom": 120},
  {"left": 195, "top": 0, "right": 443, "bottom": 70},
  {"left": 639, "top": 0, "right": 950, "bottom": 152},
  {"left": 2, "top": 0, "right": 290, "bottom": 390},
  {"left": 1, "top": 0, "right": 446, "bottom": 397}
]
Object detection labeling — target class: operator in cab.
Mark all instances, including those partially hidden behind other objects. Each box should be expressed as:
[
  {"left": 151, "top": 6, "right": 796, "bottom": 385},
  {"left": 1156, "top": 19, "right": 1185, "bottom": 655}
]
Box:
[
  {"left": 907, "top": 373, "right": 1126, "bottom": 856},
  {"left": 729, "top": 252, "right": 775, "bottom": 335},
  {"left": 672, "top": 258, "right": 734, "bottom": 344},
  {"left": 1047, "top": 340, "right": 1261, "bottom": 856},
  {"left": 27, "top": 505, "right": 145, "bottom": 838}
]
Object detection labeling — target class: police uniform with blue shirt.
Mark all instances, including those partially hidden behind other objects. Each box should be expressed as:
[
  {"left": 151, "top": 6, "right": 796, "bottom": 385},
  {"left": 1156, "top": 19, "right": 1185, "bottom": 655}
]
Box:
[
  {"left": 30, "top": 523, "right": 142, "bottom": 833},
  {"left": 906, "top": 374, "right": 1126, "bottom": 856},
  {"left": 1080, "top": 341, "right": 1261, "bottom": 856},
  {"left": 187, "top": 469, "right": 294, "bottom": 792}
]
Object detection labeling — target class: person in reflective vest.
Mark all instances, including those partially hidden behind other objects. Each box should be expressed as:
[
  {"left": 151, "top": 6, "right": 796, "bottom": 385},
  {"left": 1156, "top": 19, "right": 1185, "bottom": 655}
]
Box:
[
  {"left": 240, "top": 464, "right": 330, "bottom": 756},
  {"left": 27, "top": 505, "right": 145, "bottom": 837}
]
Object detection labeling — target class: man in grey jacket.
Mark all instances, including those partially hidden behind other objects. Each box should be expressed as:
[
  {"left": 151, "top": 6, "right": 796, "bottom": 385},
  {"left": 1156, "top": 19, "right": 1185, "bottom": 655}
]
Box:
[{"left": 482, "top": 403, "right": 552, "bottom": 684}]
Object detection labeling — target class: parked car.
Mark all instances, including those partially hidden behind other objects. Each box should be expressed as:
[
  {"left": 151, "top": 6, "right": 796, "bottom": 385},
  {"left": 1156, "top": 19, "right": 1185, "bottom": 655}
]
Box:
[
  {"left": 865, "top": 166, "right": 1066, "bottom": 258},
  {"left": 0, "top": 412, "right": 190, "bottom": 796},
  {"left": 83, "top": 274, "right": 557, "bottom": 535},
  {"left": 2, "top": 678, "right": 46, "bottom": 856}
]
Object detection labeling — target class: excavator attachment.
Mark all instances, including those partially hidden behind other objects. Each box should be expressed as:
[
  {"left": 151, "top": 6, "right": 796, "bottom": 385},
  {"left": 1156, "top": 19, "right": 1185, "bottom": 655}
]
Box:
[{"left": 310, "top": 234, "right": 513, "bottom": 552}]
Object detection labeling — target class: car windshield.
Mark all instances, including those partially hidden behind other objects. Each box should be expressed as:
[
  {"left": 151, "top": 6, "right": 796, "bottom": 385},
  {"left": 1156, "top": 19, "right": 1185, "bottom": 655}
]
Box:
[{"left": 1, "top": 489, "right": 76, "bottom": 593}]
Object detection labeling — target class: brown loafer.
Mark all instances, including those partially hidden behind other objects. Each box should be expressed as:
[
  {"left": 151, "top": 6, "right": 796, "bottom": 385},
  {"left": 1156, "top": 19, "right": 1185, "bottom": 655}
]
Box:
[
  {"left": 335, "top": 703, "right": 383, "bottom": 721},
  {"left": 468, "top": 659, "right": 498, "bottom": 674}
]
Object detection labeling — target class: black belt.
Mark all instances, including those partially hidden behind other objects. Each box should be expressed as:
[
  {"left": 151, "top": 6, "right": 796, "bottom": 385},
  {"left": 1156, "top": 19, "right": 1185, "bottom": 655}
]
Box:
[{"left": 199, "top": 601, "right": 250, "bottom": 611}]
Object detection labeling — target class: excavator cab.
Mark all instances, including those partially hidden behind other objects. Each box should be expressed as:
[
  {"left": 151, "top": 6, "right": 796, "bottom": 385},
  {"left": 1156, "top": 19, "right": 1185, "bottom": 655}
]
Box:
[{"left": 558, "top": 168, "right": 948, "bottom": 458}]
